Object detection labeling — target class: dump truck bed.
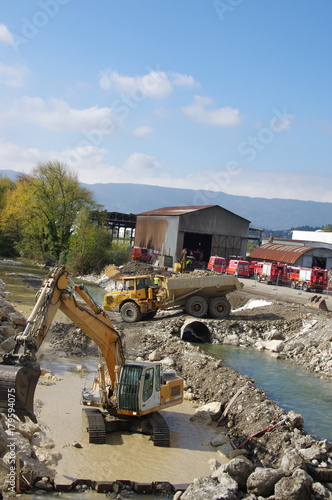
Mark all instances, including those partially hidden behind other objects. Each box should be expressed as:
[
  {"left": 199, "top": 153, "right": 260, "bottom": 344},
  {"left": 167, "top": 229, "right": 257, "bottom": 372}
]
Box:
[{"left": 161, "top": 274, "right": 243, "bottom": 305}]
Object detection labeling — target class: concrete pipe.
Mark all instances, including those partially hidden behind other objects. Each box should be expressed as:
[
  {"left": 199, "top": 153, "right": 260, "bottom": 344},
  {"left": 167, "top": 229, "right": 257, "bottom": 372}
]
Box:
[{"left": 180, "top": 319, "right": 212, "bottom": 343}]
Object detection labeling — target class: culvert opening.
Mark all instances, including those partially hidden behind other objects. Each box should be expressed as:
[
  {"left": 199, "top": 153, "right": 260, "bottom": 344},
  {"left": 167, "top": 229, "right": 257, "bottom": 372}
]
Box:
[{"left": 180, "top": 320, "right": 212, "bottom": 343}]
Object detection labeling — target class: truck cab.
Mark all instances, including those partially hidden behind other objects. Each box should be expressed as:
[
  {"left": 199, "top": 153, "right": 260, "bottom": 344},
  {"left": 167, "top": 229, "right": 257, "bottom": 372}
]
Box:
[{"left": 103, "top": 275, "right": 159, "bottom": 322}]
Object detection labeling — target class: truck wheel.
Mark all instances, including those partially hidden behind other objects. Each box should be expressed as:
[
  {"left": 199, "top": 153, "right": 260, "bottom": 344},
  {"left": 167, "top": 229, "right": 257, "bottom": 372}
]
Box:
[
  {"left": 302, "top": 282, "right": 309, "bottom": 292},
  {"left": 291, "top": 280, "right": 297, "bottom": 289},
  {"left": 185, "top": 296, "right": 208, "bottom": 318},
  {"left": 209, "top": 297, "right": 231, "bottom": 319},
  {"left": 121, "top": 302, "right": 142, "bottom": 323}
]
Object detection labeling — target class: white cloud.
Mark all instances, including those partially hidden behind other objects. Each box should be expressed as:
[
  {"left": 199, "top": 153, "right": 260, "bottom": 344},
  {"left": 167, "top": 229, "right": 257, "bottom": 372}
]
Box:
[
  {"left": 168, "top": 72, "right": 200, "bottom": 88},
  {"left": 0, "top": 139, "right": 114, "bottom": 181},
  {"left": 0, "top": 24, "right": 16, "bottom": 47},
  {"left": 0, "top": 63, "right": 29, "bottom": 87},
  {"left": 131, "top": 126, "right": 154, "bottom": 138},
  {"left": 161, "top": 167, "right": 332, "bottom": 204},
  {"left": 5, "top": 96, "right": 122, "bottom": 133},
  {"left": 99, "top": 68, "right": 200, "bottom": 98},
  {"left": 183, "top": 95, "right": 242, "bottom": 127},
  {"left": 123, "top": 152, "right": 161, "bottom": 174}
]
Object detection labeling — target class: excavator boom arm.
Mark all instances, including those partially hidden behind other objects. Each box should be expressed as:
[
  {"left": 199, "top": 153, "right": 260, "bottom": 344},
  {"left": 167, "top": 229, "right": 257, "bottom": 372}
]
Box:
[{"left": 0, "top": 266, "right": 125, "bottom": 419}]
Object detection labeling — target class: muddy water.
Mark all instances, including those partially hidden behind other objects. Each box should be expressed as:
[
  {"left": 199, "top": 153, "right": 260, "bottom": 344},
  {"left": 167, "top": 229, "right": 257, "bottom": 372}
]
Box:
[{"left": 35, "top": 344, "right": 228, "bottom": 487}]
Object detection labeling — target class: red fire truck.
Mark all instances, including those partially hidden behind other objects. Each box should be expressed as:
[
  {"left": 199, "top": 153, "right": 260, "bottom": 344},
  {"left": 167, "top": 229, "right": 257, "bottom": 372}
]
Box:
[
  {"left": 131, "top": 247, "right": 154, "bottom": 263},
  {"left": 225, "top": 259, "right": 250, "bottom": 278},
  {"left": 288, "top": 267, "right": 328, "bottom": 292},
  {"left": 256, "top": 262, "right": 289, "bottom": 285},
  {"left": 207, "top": 256, "right": 226, "bottom": 273},
  {"left": 249, "top": 261, "right": 262, "bottom": 277}
]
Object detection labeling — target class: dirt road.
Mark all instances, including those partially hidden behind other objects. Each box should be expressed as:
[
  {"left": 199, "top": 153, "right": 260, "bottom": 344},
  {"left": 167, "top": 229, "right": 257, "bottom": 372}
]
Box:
[{"left": 240, "top": 276, "right": 331, "bottom": 306}]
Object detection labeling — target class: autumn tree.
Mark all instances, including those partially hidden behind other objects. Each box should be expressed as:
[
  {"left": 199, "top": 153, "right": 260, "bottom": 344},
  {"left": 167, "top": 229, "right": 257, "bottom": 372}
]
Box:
[
  {"left": 66, "top": 208, "right": 112, "bottom": 274},
  {"left": 1, "top": 162, "right": 96, "bottom": 264},
  {"left": 0, "top": 176, "right": 16, "bottom": 256}
]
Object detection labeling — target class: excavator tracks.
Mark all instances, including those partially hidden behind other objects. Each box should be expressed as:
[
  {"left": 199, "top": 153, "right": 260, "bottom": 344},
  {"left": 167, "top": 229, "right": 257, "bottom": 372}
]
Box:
[
  {"left": 149, "top": 412, "right": 170, "bottom": 447},
  {"left": 84, "top": 408, "right": 106, "bottom": 444}
]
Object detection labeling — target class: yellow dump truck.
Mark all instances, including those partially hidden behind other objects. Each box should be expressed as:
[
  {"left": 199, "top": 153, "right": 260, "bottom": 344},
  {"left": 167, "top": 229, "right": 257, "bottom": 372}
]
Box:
[{"left": 103, "top": 274, "right": 243, "bottom": 323}]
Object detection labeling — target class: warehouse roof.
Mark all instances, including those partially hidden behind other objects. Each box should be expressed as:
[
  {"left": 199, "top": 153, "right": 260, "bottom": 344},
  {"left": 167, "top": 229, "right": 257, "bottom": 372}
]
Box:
[
  {"left": 138, "top": 205, "right": 250, "bottom": 222},
  {"left": 138, "top": 205, "right": 216, "bottom": 216},
  {"left": 249, "top": 243, "right": 316, "bottom": 265}
]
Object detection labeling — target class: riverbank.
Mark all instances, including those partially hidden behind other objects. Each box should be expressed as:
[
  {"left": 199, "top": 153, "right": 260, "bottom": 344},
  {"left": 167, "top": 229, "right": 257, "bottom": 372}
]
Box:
[{"left": 0, "top": 265, "right": 332, "bottom": 498}]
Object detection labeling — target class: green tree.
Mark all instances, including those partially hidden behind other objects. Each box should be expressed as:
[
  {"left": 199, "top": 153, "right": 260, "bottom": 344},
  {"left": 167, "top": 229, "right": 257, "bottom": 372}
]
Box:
[
  {"left": 66, "top": 208, "right": 113, "bottom": 274},
  {"left": 0, "top": 176, "right": 16, "bottom": 256},
  {"left": 1, "top": 162, "right": 96, "bottom": 264},
  {"left": 247, "top": 240, "right": 258, "bottom": 256},
  {"left": 321, "top": 225, "right": 332, "bottom": 232},
  {"left": 108, "top": 239, "right": 131, "bottom": 266}
]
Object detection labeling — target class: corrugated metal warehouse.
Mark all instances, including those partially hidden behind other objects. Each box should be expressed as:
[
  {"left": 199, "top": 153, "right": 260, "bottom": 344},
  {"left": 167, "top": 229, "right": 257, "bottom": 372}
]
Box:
[
  {"left": 249, "top": 243, "right": 332, "bottom": 269},
  {"left": 134, "top": 205, "right": 250, "bottom": 266}
]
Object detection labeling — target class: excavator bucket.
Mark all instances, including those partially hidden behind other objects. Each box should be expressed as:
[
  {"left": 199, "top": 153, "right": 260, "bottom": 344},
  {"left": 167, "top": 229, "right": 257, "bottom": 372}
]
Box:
[
  {"left": 306, "top": 295, "right": 328, "bottom": 311},
  {"left": 0, "top": 363, "right": 41, "bottom": 423}
]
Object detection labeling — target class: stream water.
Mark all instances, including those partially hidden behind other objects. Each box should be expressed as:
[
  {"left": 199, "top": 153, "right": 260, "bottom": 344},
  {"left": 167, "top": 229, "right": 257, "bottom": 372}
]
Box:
[{"left": 202, "top": 343, "right": 332, "bottom": 442}]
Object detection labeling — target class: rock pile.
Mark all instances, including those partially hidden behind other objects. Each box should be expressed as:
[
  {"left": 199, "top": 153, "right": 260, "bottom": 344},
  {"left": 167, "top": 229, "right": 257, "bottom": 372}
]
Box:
[
  {"left": 209, "top": 313, "right": 332, "bottom": 380},
  {"left": 0, "top": 413, "right": 58, "bottom": 493},
  {"left": 49, "top": 322, "right": 98, "bottom": 357},
  {"left": 0, "top": 279, "right": 59, "bottom": 493}
]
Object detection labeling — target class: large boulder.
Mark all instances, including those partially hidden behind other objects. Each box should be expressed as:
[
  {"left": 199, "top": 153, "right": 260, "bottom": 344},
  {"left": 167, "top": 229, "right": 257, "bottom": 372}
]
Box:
[
  {"left": 190, "top": 402, "right": 222, "bottom": 425},
  {"left": 247, "top": 467, "right": 284, "bottom": 497},
  {"left": 212, "top": 457, "right": 255, "bottom": 490},
  {"left": 274, "top": 469, "right": 312, "bottom": 500},
  {"left": 279, "top": 449, "right": 306, "bottom": 473},
  {"left": 181, "top": 476, "right": 237, "bottom": 500}
]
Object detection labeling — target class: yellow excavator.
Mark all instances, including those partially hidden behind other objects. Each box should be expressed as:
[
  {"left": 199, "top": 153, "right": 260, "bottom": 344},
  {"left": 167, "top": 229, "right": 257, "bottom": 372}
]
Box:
[{"left": 0, "top": 267, "right": 183, "bottom": 446}]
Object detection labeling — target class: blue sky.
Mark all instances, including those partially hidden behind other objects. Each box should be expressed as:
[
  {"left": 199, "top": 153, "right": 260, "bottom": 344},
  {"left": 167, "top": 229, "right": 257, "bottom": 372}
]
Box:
[{"left": 0, "top": 1, "right": 331, "bottom": 202}]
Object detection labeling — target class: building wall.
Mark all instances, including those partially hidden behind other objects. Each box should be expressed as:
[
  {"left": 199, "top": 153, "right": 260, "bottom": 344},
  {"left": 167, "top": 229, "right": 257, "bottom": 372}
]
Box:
[
  {"left": 178, "top": 206, "right": 249, "bottom": 235},
  {"left": 134, "top": 216, "right": 170, "bottom": 252},
  {"left": 135, "top": 205, "right": 250, "bottom": 264}
]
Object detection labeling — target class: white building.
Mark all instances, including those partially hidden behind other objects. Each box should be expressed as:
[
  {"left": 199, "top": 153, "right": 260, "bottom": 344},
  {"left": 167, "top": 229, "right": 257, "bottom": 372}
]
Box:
[{"left": 292, "top": 230, "right": 332, "bottom": 245}]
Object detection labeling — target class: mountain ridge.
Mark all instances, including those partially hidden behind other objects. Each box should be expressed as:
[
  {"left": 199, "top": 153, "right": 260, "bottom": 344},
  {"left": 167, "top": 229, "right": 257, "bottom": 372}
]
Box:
[
  {"left": 81, "top": 181, "right": 331, "bottom": 230},
  {"left": 1, "top": 170, "right": 330, "bottom": 230}
]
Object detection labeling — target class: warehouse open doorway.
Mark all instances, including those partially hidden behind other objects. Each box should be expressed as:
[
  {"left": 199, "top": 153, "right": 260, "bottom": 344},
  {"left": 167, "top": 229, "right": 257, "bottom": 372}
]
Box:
[
  {"left": 312, "top": 256, "right": 327, "bottom": 269},
  {"left": 183, "top": 232, "right": 212, "bottom": 269}
]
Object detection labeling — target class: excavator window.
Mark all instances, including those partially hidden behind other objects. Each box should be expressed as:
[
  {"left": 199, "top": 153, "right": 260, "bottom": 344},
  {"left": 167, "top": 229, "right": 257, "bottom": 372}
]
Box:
[
  {"left": 155, "top": 364, "right": 161, "bottom": 392},
  {"left": 118, "top": 365, "right": 142, "bottom": 412},
  {"left": 143, "top": 368, "right": 154, "bottom": 402}
]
